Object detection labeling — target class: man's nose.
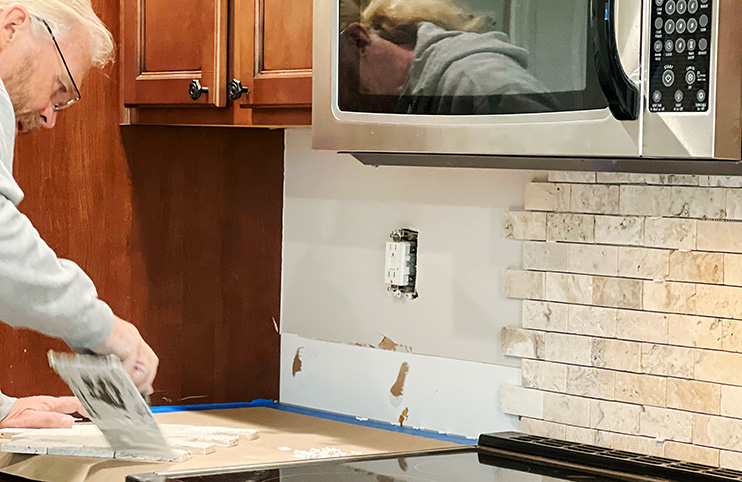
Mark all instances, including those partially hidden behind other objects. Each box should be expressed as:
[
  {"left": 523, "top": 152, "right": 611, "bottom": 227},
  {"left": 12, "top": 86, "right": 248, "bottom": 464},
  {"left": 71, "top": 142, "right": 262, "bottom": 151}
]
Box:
[{"left": 40, "top": 104, "right": 58, "bottom": 129}]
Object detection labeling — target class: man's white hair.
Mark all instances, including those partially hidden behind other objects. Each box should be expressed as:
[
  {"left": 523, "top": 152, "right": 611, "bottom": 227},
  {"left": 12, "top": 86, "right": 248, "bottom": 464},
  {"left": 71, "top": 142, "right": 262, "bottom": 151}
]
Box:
[{"left": 0, "top": 0, "right": 114, "bottom": 67}]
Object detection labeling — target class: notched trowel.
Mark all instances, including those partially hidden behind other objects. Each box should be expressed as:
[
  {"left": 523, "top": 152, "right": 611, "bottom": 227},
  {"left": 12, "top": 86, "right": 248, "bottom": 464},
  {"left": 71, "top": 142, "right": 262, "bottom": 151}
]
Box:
[{"left": 48, "top": 351, "right": 173, "bottom": 459}]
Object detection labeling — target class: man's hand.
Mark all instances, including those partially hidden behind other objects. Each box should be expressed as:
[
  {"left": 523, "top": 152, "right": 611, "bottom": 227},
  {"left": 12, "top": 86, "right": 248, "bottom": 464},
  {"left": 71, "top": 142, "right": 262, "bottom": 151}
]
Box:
[
  {"left": 0, "top": 396, "right": 86, "bottom": 428},
  {"left": 94, "top": 316, "right": 159, "bottom": 396}
]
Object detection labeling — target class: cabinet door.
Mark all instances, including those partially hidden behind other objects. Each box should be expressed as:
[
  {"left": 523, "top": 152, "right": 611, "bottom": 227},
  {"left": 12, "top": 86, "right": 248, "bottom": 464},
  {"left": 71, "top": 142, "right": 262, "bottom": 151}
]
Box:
[
  {"left": 122, "top": 0, "right": 228, "bottom": 107},
  {"left": 233, "top": 0, "right": 313, "bottom": 111}
]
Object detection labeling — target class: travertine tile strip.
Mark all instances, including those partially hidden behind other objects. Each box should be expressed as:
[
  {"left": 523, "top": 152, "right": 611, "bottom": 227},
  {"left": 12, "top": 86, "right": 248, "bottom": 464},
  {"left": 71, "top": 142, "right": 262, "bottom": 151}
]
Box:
[
  {"left": 0, "top": 423, "right": 258, "bottom": 460},
  {"left": 501, "top": 172, "right": 742, "bottom": 468}
]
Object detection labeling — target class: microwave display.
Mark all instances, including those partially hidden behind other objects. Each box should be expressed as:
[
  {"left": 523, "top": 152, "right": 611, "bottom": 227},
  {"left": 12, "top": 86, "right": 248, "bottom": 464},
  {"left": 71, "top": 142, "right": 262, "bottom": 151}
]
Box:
[
  {"left": 648, "top": 0, "right": 713, "bottom": 113},
  {"left": 338, "top": 0, "right": 608, "bottom": 115}
]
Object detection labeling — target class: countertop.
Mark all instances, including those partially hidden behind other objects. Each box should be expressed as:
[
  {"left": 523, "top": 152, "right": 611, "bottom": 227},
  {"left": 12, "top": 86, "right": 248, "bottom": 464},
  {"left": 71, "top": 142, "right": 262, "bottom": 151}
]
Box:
[{"left": 0, "top": 405, "right": 462, "bottom": 482}]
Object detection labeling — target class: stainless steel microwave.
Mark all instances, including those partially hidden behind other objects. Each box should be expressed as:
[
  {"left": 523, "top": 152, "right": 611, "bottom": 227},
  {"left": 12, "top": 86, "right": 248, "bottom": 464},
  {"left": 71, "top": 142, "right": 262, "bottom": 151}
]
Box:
[{"left": 312, "top": 0, "right": 742, "bottom": 170}]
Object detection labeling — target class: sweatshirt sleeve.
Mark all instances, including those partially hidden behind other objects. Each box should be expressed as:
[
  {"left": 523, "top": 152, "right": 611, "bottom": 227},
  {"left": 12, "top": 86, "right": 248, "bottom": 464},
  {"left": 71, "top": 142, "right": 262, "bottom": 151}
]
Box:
[
  {"left": 0, "top": 392, "right": 16, "bottom": 422},
  {"left": 0, "top": 195, "right": 114, "bottom": 351}
]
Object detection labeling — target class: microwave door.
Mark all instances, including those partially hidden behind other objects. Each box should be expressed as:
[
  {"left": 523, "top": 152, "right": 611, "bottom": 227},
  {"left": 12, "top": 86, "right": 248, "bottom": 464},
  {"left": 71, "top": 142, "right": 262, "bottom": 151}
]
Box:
[
  {"left": 313, "top": 0, "right": 643, "bottom": 158},
  {"left": 591, "top": 0, "right": 641, "bottom": 121},
  {"left": 642, "top": 0, "right": 742, "bottom": 160}
]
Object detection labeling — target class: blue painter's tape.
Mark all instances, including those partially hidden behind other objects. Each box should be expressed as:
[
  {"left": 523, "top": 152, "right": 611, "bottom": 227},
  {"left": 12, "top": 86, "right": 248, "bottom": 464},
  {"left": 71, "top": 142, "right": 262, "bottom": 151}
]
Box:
[
  {"left": 150, "top": 400, "right": 476, "bottom": 446},
  {"left": 150, "top": 399, "right": 276, "bottom": 413}
]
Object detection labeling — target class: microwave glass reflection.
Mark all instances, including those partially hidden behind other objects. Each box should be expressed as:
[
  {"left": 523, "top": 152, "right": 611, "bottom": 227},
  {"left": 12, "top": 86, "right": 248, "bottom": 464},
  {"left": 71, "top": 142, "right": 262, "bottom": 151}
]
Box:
[{"left": 338, "top": 0, "right": 607, "bottom": 115}]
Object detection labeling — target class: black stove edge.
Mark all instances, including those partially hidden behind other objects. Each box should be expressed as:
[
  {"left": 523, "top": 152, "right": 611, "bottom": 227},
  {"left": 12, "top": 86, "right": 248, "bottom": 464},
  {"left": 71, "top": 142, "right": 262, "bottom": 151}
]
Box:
[
  {"left": 476, "top": 451, "right": 646, "bottom": 481},
  {"left": 480, "top": 431, "right": 742, "bottom": 482}
]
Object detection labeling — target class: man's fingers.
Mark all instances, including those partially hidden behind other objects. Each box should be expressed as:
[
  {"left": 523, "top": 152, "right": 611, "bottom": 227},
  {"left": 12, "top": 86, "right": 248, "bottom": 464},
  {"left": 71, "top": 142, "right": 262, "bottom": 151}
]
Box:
[
  {"left": 129, "top": 345, "right": 158, "bottom": 393},
  {"left": 132, "top": 367, "right": 154, "bottom": 395},
  {"left": 17, "top": 412, "right": 75, "bottom": 429},
  {"left": 40, "top": 396, "right": 86, "bottom": 415},
  {"left": 119, "top": 352, "right": 138, "bottom": 381}
]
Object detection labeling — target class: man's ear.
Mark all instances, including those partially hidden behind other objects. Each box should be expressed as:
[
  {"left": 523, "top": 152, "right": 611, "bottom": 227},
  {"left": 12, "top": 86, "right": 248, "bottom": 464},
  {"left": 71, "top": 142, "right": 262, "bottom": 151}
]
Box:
[
  {"left": 0, "top": 5, "right": 31, "bottom": 46},
  {"left": 345, "top": 22, "right": 371, "bottom": 52}
]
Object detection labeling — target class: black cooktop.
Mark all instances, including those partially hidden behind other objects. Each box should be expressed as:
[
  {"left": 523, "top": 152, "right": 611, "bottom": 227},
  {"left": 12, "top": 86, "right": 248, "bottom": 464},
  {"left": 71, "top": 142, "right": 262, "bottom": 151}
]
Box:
[
  {"left": 128, "top": 432, "right": 742, "bottom": 482},
  {"left": 130, "top": 450, "right": 628, "bottom": 482}
]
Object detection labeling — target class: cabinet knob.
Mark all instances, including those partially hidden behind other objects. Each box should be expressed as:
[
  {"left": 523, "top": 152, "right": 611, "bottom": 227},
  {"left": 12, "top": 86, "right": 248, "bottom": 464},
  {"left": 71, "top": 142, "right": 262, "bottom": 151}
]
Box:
[
  {"left": 189, "top": 80, "right": 209, "bottom": 101},
  {"left": 228, "top": 79, "right": 249, "bottom": 101}
]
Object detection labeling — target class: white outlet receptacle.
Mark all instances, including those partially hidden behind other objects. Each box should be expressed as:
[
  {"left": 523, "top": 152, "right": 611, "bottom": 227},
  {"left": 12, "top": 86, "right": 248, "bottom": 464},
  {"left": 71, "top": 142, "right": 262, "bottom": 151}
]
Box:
[{"left": 385, "top": 241, "right": 412, "bottom": 286}]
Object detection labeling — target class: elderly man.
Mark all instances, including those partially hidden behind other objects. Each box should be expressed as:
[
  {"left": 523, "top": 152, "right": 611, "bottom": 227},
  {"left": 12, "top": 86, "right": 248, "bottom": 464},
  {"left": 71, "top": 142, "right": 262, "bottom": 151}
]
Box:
[{"left": 0, "top": 1, "right": 158, "bottom": 427}]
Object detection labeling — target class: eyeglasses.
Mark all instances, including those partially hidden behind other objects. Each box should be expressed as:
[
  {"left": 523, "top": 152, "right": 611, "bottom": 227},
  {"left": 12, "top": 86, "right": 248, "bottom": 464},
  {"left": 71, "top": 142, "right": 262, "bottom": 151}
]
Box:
[{"left": 39, "top": 18, "right": 81, "bottom": 111}]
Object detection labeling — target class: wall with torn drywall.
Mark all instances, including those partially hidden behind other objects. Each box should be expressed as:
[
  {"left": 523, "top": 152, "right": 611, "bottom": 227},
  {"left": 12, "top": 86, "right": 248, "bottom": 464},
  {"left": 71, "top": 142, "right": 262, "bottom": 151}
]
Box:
[
  {"left": 281, "top": 334, "right": 520, "bottom": 438},
  {"left": 280, "top": 128, "right": 533, "bottom": 435}
]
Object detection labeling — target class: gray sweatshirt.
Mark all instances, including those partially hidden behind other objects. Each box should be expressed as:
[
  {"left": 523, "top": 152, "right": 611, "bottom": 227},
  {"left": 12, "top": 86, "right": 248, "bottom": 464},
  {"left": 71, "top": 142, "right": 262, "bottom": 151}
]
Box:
[
  {"left": 398, "top": 22, "right": 558, "bottom": 115},
  {"left": 0, "top": 79, "right": 114, "bottom": 421}
]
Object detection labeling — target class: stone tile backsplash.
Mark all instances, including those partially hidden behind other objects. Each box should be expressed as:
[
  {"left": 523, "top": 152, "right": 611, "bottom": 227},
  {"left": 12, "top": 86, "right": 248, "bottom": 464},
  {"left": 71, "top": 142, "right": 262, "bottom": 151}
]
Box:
[{"left": 501, "top": 172, "right": 742, "bottom": 470}]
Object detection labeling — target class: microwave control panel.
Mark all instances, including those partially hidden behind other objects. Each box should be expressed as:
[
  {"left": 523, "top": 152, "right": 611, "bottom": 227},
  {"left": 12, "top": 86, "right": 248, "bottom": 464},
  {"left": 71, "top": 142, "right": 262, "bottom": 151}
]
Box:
[{"left": 648, "top": 0, "right": 712, "bottom": 113}]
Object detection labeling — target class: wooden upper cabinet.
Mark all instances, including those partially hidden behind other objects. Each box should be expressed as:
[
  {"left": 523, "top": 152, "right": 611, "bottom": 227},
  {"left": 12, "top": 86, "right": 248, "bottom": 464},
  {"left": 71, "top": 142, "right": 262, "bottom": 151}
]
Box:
[
  {"left": 122, "top": 0, "right": 228, "bottom": 107},
  {"left": 232, "top": 0, "right": 313, "bottom": 110},
  {"left": 121, "top": 0, "right": 312, "bottom": 125}
]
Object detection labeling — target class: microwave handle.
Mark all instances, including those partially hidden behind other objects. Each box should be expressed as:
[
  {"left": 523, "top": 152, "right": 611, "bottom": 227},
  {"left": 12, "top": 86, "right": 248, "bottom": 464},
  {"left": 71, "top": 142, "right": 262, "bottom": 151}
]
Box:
[{"left": 590, "top": 0, "right": 640, "bottom": 121}]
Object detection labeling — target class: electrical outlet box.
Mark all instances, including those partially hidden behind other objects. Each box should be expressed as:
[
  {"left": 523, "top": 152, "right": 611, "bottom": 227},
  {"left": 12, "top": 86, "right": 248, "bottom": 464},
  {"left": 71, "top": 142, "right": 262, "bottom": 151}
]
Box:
[{"left": 385, "top": 229, "right": 418, "bottom": 299}]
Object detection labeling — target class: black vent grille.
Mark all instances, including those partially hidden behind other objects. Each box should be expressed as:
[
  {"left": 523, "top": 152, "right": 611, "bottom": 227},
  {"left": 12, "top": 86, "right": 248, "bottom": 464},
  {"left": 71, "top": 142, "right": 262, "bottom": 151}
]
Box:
[{"left": 479, "top": 432, "right": 742, "bottom": 481}]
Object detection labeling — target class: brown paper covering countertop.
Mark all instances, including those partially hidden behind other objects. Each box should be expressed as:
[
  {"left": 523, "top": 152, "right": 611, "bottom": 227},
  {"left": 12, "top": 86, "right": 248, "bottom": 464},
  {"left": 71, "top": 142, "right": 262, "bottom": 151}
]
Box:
[{"left": 0, "top": 407, "right": 461, "bottom": 482}]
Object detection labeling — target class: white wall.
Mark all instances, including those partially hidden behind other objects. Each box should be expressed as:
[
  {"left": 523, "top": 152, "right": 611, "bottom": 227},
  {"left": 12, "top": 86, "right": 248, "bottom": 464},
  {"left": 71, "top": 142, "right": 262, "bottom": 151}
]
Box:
[
  {"left": 282, "top": 128, "right": 540, "bottom": 365},
  {"left": 280, "top": 128, "right": 538, "bottom": 434}
]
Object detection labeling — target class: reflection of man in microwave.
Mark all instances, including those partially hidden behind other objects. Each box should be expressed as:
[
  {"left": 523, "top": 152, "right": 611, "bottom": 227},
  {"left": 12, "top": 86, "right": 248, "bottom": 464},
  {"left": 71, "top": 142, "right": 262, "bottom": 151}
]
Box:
[{"left": 338, "top": 20, "right": 559, "bottom": 115}]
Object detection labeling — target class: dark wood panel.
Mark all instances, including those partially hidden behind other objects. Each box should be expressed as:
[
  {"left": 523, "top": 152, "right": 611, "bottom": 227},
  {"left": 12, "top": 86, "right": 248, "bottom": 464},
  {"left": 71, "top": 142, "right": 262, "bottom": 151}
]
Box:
[
  {"left": 0, "top": 0, "right": 282, "bottom": 405},
  {"left": 123, "top": 126, "right": 284, "bottom": 406},
  {"left": 218, "top": 131, "right": 283, "bottom": 400}
]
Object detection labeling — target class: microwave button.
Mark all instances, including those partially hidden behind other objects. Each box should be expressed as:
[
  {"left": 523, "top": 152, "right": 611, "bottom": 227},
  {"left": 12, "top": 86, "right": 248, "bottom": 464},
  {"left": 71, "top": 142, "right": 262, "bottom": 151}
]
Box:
[
  {"left": 653, "top": 90, "right": 663, "bottom": 103},
  {"left": 688, "top": 18, "right": 698, "bottom": 33},
  {"left": 697, "top": 89, "right": 707, "bottom": 102},
  {"left": 665, "top": 0, "right": 676, "bottom": 14},
  {"left": 655, "top": 17, "right": 664, "bottom": 30},
  {"left": 688, "top": 0, "right": 699, "bottom": 13},
  {"left": 688, "top": 38, "right": 697, "bottom": 51},
  {"left": 699, "top": 38, "right": 708, "bottom": 51},
  {"left": 665, "top": 39, "right": 675, "bottom": 52},
  {"left": 656, "top": 0, "right": 664, "bottom": 5},
  {"left": 665, "top": 19, "right": 676, "bottom": 34},
  {"left": 654, "top": 40, "right": 664, "bottom": 52},
  {"left": 699, "top": 14, "right": 709, "bottom": 28},
  {"left": 675, "top": 38, "right": 687, "bottom": 53},
  {"left": 676, "top": 18, "right": 687, "bottom": 34},
  {"left": 663, "top": 70, "right": 676, "bottom": 87},
  {"left": 674, "top": 90, "right": 684, "bottom": 103},
  {"left": 677, "top": 0, "right": 688, "bottom": 14},
  {"left": 686, "top": 70, "right": 697, "bottom": 85}
]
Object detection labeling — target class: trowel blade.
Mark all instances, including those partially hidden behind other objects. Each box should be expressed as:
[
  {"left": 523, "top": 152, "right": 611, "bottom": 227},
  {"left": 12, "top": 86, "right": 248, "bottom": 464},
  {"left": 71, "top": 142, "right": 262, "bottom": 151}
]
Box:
[{"left": 48, "top": 351, "right": 173, "bottom": 459}]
